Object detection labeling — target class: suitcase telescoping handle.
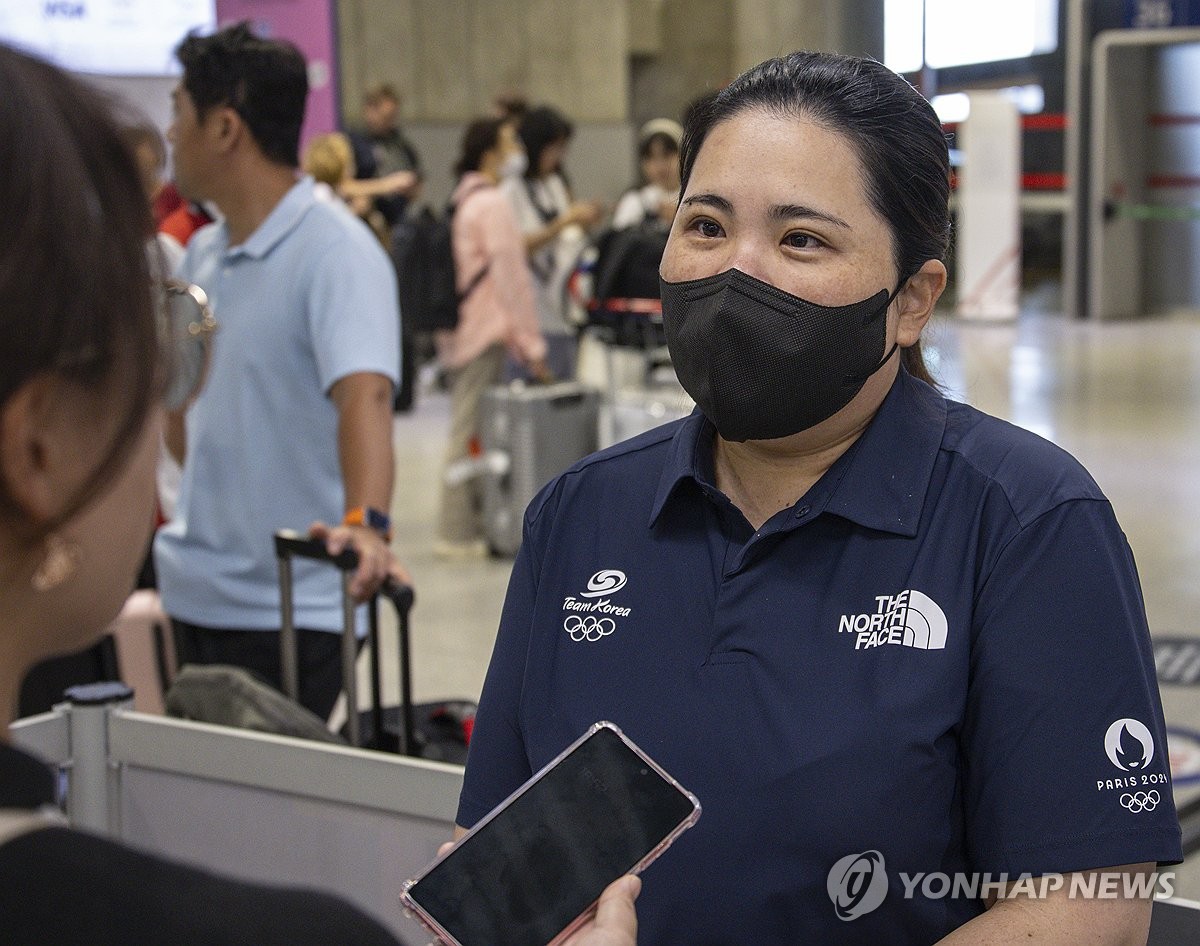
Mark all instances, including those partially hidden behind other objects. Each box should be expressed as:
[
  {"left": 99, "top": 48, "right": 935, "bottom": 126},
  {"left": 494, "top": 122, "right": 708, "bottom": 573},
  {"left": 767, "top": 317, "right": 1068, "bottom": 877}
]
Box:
[{"left": 273, "top": 529, "right": 416, "bottom": 752}]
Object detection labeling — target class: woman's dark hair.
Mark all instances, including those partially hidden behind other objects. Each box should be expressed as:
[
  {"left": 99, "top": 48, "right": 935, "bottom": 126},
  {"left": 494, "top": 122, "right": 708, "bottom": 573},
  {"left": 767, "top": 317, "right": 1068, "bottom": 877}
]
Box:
[
  {"left": 517, "top": 106, "right": 573, "bottom": 180},
  {"left": 455, "top": 117, "right": 507, "bottom": 177},
  {"left": 679, "top": 51, "right": 950, "bottom": 385},
  {"left": 638, "top": 131, "right": 680, "bottom": 162},
  {"left": 0, "top": 43, "right": 158, "bottom": 528},
  {"left": 175, "top": 22, "right": 308, "bottom": 168},
  {"left": 492, "top": 92, "right": 529, "bottom": 122}
]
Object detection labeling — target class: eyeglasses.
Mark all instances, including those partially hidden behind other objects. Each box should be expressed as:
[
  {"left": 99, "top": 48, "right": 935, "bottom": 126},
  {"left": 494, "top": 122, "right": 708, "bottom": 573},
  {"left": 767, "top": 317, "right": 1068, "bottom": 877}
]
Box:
[
  {"left": 159, "top": 278, "right": 217, "bottom": 411},
  {"left": 51, "top": 270, "right": 216, "bottom": 409}
]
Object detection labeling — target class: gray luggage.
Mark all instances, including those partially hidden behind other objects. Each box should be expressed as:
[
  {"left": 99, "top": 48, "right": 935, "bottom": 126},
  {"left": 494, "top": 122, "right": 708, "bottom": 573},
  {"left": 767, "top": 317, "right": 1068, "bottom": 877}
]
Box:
[
  {"left": 480, "top": 381, "right": 599, "bottom": 556},
  {"left": 602, "top": 384, "right": 694, "bottom": 448}
]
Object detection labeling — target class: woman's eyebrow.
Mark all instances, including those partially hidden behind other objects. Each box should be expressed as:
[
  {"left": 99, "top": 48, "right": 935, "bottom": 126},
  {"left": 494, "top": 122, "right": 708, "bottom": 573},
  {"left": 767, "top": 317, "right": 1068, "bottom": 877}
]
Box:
[
  {"left": 680, "top": 193, "right": 851, "bottom": 231},
  {"left": 769, "top": 203, "right": 851, "bottom": 229},
  {"left": 680, "top": 193, "right": 734, "bottom": 214}
]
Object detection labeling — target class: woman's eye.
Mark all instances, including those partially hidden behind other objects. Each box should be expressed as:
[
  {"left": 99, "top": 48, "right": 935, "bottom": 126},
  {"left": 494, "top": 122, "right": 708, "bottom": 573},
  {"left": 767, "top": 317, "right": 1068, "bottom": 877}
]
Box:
[
  {"left": 692, "top": 218, "right": 723, "bottom": 239},
  {"left": 783, "top": 232, "right": 822, "bottom": 250}
]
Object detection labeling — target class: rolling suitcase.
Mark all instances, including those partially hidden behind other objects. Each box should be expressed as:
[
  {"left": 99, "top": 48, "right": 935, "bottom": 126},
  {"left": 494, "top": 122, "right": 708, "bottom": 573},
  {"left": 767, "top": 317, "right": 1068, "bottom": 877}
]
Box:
[
  {"left": 603, "top": 383, "right": 694, "bottom": 448},
  {"left": 479, "top": 381, "right": 600, "bottom": 557},
  {"left": 274, "top": 530, "right": 473, "bottom": 762}
]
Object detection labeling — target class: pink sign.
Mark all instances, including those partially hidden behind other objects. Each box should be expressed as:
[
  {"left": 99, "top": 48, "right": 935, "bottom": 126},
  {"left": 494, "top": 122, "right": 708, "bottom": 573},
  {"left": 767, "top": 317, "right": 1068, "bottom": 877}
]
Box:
[{"left": 214, "top": 0, "right": 338, "bottom": 152}]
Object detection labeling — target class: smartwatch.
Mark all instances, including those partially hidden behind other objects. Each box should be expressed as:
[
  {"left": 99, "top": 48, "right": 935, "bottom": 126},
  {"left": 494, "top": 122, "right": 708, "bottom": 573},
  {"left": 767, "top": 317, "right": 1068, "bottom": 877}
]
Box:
[{"left": 343, "top": 506, "right": 392, "bottom": 540}]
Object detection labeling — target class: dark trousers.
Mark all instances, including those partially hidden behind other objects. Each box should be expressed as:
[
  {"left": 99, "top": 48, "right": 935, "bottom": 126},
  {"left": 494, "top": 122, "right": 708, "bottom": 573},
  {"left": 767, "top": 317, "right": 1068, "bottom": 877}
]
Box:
[{"left": 171, "top": 619, "right": 355, "bottom": 722}]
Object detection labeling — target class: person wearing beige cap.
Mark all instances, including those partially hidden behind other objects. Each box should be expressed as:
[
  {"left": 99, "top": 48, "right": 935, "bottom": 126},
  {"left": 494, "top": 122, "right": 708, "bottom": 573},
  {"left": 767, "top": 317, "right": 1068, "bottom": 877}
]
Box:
[{"left": 611, "top": 118, "right": 683, "bottom": 230}]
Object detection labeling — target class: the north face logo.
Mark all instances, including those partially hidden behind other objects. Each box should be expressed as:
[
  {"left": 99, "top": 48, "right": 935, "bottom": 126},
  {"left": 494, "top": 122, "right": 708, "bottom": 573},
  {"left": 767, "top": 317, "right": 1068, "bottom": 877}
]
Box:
[{"left": 837, "top": 590, "right": 948, "bottom": 651}]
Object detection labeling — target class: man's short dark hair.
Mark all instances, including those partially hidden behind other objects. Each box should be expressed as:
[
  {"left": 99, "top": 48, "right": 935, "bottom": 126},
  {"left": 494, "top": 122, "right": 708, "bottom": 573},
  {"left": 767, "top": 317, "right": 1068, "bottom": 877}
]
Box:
[
  {"left": 175, "top": 22, "right": 308, "bottom": 167},
  {"left": 363, "top": 83, "right": 398, "bottom": 107}
]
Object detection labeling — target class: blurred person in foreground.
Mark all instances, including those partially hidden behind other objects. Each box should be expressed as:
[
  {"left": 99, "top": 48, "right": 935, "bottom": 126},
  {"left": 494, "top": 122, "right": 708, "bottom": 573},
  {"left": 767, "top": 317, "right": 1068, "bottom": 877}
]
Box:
[
  {"left": 0, "top": 38, "right": 638, "bottom": 946},
  {"left": 0, "top": 39, "right": 394, "bottom": 945}
]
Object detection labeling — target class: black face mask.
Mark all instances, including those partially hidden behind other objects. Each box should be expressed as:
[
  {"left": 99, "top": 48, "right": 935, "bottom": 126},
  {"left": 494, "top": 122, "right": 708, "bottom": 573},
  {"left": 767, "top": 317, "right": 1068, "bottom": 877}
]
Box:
[{"left": 660, "top": 268, "right": 900, "bottom": 442}]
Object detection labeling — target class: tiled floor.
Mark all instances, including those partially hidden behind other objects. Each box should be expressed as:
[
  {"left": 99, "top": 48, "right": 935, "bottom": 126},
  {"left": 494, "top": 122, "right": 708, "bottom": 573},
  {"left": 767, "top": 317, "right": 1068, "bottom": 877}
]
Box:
[{"left": 369, "top": 285, "right": 1200, "bottom": 893}]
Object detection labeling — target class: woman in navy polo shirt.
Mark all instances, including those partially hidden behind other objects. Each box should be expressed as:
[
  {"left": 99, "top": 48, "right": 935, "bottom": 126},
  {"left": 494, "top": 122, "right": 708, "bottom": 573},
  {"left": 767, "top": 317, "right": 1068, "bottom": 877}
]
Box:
[{"left": 459, "top": 51, "right": 1182, "bottom": 944}]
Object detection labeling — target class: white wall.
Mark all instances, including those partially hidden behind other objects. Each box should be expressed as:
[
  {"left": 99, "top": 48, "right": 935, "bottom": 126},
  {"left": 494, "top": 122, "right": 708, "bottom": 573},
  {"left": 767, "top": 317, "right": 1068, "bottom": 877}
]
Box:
[{"left": 80, "top": 74, "right": 176, "bottom": 135}]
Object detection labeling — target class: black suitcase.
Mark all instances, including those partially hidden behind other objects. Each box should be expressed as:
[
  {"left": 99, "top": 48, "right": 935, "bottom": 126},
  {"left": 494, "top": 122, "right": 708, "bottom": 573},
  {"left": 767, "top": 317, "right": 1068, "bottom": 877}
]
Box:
[{"left": 274, "top": 530, "right": 474, "bottom": 763}]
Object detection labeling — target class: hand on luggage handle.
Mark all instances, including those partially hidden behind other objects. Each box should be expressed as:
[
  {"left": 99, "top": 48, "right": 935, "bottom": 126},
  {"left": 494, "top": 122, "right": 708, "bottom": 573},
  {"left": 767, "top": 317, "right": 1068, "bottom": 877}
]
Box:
[
  {"left": 274, "top": 528, "right": 416, "bottom": 753},
  {"left": 273, "top": 529, "right": 415, "bottom": 610}
]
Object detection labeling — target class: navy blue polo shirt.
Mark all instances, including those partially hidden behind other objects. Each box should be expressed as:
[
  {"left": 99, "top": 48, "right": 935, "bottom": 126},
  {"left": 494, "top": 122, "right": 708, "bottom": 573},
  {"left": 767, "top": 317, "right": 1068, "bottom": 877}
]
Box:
[{"left": 458, "top": 368, "right": 1182, "bottom": 945}]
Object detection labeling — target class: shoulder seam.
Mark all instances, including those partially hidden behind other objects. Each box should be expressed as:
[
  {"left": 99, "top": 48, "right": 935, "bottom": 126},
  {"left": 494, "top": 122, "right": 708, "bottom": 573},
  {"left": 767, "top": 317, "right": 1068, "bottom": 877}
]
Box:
[
  {"left": 941, "top": 426, "right": 1099, "bottom": 529},
  {"left": 975, "top": 495, "right": 1113, "bottom": 608}
]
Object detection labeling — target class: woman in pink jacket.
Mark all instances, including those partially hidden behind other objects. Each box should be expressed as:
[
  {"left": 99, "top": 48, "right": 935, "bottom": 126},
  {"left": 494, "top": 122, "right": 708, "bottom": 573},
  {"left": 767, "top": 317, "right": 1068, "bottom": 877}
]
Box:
[{"left": 436, "top": 118, "right": 551, "bottom": 559}]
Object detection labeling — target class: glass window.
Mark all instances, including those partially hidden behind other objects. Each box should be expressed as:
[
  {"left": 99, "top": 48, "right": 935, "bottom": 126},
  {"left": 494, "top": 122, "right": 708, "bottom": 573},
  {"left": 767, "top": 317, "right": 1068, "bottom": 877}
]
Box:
[
  {"left": 886, "top": 0, "right": 1058, "bottom": 72},
  {"left": 0, "top": 0, "right": 215, "bottom": 76}
]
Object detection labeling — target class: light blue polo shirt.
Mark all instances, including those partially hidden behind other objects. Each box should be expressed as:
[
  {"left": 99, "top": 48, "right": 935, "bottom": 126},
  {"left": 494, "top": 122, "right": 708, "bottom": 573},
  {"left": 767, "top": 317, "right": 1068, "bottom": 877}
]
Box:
[
  {"left": 154, "top": 177, "right": 399, "bottom": 633},
  {"left": 459, "top": 367, "right": 1181, "bottom": 944}
]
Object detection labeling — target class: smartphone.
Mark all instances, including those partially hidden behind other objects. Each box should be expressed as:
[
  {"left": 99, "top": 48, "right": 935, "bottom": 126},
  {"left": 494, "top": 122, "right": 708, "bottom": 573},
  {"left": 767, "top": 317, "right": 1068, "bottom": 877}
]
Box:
[{"left": 401, "top": 721, "right": 701, "bottom": 946}]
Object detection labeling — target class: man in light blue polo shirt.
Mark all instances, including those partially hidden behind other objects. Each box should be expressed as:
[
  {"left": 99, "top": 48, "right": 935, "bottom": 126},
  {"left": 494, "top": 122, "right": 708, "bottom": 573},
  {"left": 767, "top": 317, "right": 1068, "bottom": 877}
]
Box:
[{"left": 154, "top": 23, "right": 406, "bottom": 719}]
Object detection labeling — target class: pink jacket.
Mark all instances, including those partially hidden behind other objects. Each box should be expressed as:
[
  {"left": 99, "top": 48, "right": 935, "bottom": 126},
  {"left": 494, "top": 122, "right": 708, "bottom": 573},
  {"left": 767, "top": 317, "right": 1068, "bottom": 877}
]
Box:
[{"left": 443, "top": 172, "right": 547, "bottom": 370}]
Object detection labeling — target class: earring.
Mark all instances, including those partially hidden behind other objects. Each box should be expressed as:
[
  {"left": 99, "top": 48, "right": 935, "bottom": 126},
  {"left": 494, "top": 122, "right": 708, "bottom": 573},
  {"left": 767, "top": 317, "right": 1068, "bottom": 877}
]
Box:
[{"left": 31, "top": 534, "right": 80, "bottom": 593}]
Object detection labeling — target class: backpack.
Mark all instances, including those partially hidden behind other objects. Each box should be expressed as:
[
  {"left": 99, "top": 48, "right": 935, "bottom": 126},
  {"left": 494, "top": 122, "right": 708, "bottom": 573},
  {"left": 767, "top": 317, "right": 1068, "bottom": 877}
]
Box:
[
  {"left": 390, "top": 183, "right": 491, "bottom": 333},
  {"left": 590, "top": 219, "right": 669, "bottom": 303},
  {"left": 565, "top": 213, "right": 670, "bottom": 346}
]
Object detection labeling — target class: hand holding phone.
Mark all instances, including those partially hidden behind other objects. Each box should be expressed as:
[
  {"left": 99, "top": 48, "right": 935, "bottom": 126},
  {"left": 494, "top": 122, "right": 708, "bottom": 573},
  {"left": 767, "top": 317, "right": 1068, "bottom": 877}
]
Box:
[
  {"left": 561, "top": 875, "right": 641, "bottom": 946},
  {"left": 401, "top": 721, "right": 700, "bottom": 946}
]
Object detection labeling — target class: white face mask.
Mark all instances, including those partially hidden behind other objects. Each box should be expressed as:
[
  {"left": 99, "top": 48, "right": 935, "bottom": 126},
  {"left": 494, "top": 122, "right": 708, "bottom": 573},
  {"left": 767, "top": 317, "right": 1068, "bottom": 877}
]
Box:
[{"left": 500, "top": 150, "right": 528, "bottom": 179}]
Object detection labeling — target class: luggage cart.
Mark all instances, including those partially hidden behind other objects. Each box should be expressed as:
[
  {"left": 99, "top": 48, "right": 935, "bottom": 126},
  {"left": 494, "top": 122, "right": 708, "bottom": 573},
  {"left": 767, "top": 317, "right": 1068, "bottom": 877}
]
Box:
[{"left": 578, "top": 297, "right": 693, "bottom": 449}]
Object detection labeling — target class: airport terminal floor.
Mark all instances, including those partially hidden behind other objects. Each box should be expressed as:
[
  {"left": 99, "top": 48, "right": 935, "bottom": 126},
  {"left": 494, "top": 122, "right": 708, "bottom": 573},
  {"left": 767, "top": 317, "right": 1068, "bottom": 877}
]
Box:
[{"left": 365, "top": 278, "right": 1200, "bottom": 898}]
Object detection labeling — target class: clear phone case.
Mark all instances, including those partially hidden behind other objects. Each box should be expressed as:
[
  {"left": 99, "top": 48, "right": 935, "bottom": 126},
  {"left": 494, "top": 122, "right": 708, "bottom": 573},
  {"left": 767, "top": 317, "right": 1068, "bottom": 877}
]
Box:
[{"left": 400, "top": 720, "right": 701, "bottom": 946}]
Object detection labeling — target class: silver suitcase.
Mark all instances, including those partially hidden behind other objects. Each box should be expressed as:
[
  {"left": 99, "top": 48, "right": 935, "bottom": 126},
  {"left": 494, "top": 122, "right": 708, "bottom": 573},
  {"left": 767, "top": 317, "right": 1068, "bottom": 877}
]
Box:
[
  {"left": 480, "top": 381, "right": 600, "bottom": 557},
  {"left": 601, "top": 384, "right": 694, "bottom": 449}
]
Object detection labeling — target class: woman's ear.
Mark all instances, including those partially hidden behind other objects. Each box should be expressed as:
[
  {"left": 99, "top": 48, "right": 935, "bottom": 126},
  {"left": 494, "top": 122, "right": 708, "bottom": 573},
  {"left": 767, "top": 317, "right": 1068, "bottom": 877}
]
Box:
[
  {"left": 0, "top": 375, "right": 76, "bottom": 525},
  {"left": 895, "top": 259, "right": 947, "bottom": 348}
]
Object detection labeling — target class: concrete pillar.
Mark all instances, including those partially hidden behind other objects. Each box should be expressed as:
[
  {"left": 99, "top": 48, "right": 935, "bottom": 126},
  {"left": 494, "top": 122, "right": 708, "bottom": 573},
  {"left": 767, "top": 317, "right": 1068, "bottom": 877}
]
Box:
[
  {"left": 332, "top": 0, "right": 883, "bottom": 206},
  {"left": 733, "top": 0, "right": 827, "bottom": 73},
  {"left": 732, "top": 0, "right": 882, "bottom": 75},
  {"left": 336, "top": 0, "right": 628, "bottom": 123},
  {"left": 629, "top": 0, "right": 734, "bottom": 129}
]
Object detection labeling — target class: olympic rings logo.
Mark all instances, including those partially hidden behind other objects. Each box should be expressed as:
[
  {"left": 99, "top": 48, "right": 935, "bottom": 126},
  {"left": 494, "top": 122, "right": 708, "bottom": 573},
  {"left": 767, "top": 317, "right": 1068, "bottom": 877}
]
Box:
[
  {"left": 1120, "top": 790, "right": 1160, "bottom": 813},
  {"left": 564, "top": 615, "right": 616, "bottom": 642}
]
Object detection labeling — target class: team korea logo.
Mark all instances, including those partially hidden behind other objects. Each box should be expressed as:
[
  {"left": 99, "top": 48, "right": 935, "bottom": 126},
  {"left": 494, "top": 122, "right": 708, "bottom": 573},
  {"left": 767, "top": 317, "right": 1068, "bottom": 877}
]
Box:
[
  {"left": 563, "top": 569, "right": 632, "bottom": 643},
  {"left": 827, "top": 850, "right": 889, "bottom": 920},
  {"left": 837, "top": 590, "right": 948, "bottom": 651},
  {"left": 580, "top": 570, "right": 627, "bottom": 597}
]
